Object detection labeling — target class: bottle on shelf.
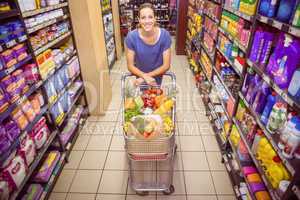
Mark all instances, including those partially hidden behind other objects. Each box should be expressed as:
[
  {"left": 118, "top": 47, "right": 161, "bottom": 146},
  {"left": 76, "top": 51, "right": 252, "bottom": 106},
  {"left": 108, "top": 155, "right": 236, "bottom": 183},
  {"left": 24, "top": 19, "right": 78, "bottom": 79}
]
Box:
[
  {"left": 260, "top": 92, "right": 277, "bottom": 126},
  {"left": 266, "top": 102, "right": 287, "bottom": 133},
  {"left": 251, "top": 129, "right": 264, "bottom": 154},
  {"left": 282, "top": 118, "right": 300, "bottom": 158}
]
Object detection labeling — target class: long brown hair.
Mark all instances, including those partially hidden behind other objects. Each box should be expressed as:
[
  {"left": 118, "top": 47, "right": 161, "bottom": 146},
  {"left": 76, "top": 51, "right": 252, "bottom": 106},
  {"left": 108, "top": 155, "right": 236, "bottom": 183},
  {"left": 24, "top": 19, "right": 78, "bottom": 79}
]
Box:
[{"left": 138, "top": 3, "right": 159, "bottom": 28}]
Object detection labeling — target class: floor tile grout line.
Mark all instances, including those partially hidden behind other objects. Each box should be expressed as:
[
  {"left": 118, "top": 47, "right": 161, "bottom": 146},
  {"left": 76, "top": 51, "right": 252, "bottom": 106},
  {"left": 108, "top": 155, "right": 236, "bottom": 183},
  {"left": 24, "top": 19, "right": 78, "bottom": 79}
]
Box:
[{"left": 95, "top": 111, "right": 120, "bottom": 194}]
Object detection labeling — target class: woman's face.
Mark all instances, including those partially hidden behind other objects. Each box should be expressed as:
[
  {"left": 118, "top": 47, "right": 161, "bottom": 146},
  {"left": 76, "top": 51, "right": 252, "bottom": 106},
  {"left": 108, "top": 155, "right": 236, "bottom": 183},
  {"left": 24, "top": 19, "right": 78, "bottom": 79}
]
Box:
[{"left": 139, "top": 7, "right": 155, "bottom": 32}]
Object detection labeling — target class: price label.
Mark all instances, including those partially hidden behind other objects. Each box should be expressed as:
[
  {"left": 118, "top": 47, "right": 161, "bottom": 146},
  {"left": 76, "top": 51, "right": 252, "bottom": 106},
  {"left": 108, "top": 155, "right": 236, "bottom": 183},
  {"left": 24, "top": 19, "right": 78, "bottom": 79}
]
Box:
[
  {"left": 273, "top": 20, "right": 283, "bottom": 30},
  {"left": 5, "top": 67, "right": 15, "bottom": 75},
  {"left": 18, "top": 35, "right": 27, "bottom": 42},
  {"left": 289, "top": 27, "right": 300, "bottom": 37},
  {"left": 260, "top": 15, "right": 268, "bottom": 23},
  {"left": 234, "top": 186, "right": 241, "bottom": 196},
  {"left": 6, "top": 40, "right": 16, "bottom": 48}
]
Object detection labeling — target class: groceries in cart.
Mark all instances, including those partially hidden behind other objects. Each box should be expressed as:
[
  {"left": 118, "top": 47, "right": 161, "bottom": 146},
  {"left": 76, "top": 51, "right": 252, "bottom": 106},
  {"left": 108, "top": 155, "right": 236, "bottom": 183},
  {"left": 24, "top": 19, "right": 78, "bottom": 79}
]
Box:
[{"left": 123, "top": 80, "right": 175, "bottom": 140}]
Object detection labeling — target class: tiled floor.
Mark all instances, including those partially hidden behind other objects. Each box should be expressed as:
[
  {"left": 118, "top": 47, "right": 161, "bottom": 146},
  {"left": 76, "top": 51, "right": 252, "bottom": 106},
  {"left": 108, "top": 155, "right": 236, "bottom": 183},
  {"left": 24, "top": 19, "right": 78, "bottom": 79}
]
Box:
[{"left": 50, "top": 42, "right": 236, "bottom": 200}]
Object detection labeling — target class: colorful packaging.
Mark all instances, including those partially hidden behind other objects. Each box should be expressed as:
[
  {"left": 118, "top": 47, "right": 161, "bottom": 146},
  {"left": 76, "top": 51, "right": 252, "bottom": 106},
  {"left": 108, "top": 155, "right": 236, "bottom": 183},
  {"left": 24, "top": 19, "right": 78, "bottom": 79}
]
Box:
[
  {"left": 265, "top": 33, "right": 300, "bottom": 89},
  {"left": 1, "top": 155, "right": 27, "bottom": 190},
  {"left": 259, "top": 0, "right": 279, "bottom": 17},
  {"left": 255, "top": 191, "right": 271, "bottom": 200},
  {"left": 0, "top": 89, "right": 9, "bottom": 113},
  {"left": 261, "top": 92, "right": 277, "bottom": 125},
  {"left": 21, "top": 184, "right": 43, "bottom": 200},
  {"left": 292, "top": 4, "right": 300, "bottom": 27},
  {"left": 288, "top": 69, "right": 300, "bottom": 103},
  {"left": 29, "top": 117, "right": 49, "bottom": 150},
  {"left": 0, "top": 126, "right": 12, "bottom": 156},
  {"left": 252, "top": 82, "right": 271, "bottom": 114},
  {"left": 266, "top": 102, "right": 287, "bottom": 133},
  {"left": 24, "top": 64, "right": 40, "bottom": 84},
  {"left": 276, "top": 0, "right": 296, "bottom": 23},
  {"left": 4, "top": 119, "right": 21, "bottom": 141},
  {"left": 12, "top": 44, "right": 28, "bottom": 61},
  {"left": 21, "top": 100, "right": 37, "bottom": 122},
  {"left": 19, "top": 135, "right": 36, "bottom": 166},
  {"left": 11, "top": 107, "right": 29, "bottom": 130},
  {"left": 29, "top": 94, "right": 41, "bottom": 114},
  {"left": 33, "top": 151, "right": 61, "bottom": 183},
  {"left": 0, "top": 50, "right": 17, "bottom": 68},
  {"left": 259, "top": 32, "right": 274, "bottom": 66},
  {"left": 246, "top": 74, "right": 262, "bottom": 105}
]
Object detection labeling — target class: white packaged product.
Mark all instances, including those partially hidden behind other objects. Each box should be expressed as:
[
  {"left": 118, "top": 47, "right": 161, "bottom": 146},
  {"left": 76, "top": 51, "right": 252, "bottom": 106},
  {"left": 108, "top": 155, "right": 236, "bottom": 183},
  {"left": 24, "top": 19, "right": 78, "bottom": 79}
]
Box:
[
  {"left": 19, "top": 136, "right": 36, "bottom": 166},
  {"left": 2, "top": 155, "right": 27, "bottom": 190}
]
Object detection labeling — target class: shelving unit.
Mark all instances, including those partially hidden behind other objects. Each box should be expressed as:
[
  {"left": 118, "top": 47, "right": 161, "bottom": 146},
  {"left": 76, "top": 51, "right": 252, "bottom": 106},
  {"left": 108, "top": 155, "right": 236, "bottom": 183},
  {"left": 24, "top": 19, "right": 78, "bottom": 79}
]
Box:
[
  {"left": 119, "top": 0, "right": 176, "bottom": 35},
  {"left": 186, "top": 0, "right": 300, "bottom": 199},
  {"left": 0, "top": 1, "right": 89, "bottom": 199},
  {"left": 101, "top": 0, "right": 117, "bottom": 70}
]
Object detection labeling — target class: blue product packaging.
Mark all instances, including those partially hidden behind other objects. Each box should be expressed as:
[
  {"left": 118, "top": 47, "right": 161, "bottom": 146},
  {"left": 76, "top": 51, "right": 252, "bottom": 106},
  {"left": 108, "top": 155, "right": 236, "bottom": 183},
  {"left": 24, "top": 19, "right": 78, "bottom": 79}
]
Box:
[
  {"left": 276, "top": 0, "right": 297, "bottom": 23},
  {"left": 45, "top": 78, "right": 57, "bottom": 100},
  {"left": 288, "top": 69, "right": 300, "bottom": 103},
  {"left": 54, "top": 73, "right": 64, "bottom": 92},
  {"left": 261, "top": 92, "right": 277, "bottom": 125},
  {"left": 259, "top": 0, "right": 279, "bottom": 17},
  {"left": 59, "top": 67, "right": 68, "bottom": 86}
]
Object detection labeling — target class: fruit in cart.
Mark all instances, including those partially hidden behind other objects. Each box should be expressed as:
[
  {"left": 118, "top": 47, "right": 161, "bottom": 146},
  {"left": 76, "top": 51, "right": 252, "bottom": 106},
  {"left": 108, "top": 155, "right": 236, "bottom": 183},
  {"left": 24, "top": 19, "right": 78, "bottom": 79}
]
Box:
[
  {"left": 154, "top": 94, "right": 168, "bottom": 108},
  {"left": 163, "top": 115, "right": 174, "bottom": 135},
  {"left": 154, "top": 99, "right": 174, "bottom": 115},
  {"left": 125, "top": 97, "right": 136, "bottom": 110}
]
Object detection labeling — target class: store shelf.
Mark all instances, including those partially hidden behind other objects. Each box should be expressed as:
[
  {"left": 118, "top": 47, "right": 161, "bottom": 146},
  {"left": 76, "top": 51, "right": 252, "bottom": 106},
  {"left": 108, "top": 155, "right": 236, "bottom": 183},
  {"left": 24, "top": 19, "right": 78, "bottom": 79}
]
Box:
[
  {"left": 204, "top": 11, "right": 220, "bottom": 24},
  {"left": 238, "top": 92, "right": 300, "bottom": 177},
  {"left": 200, "top": 41, "right": 215, "bottom": 62},
  {"left": 40, "top": 152, "right": 66, "bottom": 200},
  {"left": 27, "top": 15, "right": 69, "bottom": 34},
  {"left": 256, "top": 14, "right": 300, "bottom": 38},
  {"left": 34, "top": 31, "right": 72, "bottom": 56},
  {"left": 57, "top": 86, "right": 84, "bottom": 127},
  {"left": 0, "top": 55, "right": 32, "bottom": 80},
  {"left": 48, "top": 72, "right": 80, "bottom": 109},
  {"left": 9, "top": 130, "right": 58, "bottom": 200},
  {"left": 0, "top": 35, "right": 27, "bottom": 53},
  {"left": 221, "top": 154, "right": 244, "bottom": 200},
  {"left": 223, "top": 5, "right": 253, "bottom": 22},
  {"left": 42, "top": 52, "right": 77, "bottom": 85},
  {"left": 212, "top": 66, "right": 236, "bottom": 101},
  {"left": 216, "top": 46, "right": 243, "bottom": 77},
  {"left": 105, "top": 34, "right": 114, "bottom": 44},
  {"left": 227, "top": 139, "right": 257, "bottom": 200},
  {"left": 247, "top": 59, "right": 300, "bottom": 111},
  {"left": 0, "top": 79, "right": 43, "bottom": 125},
  {"left": 218, "top": 27, "right": 247, "bottom": 52},
  {"left": 232, "top": 117, "right": 281, "bottom": 200},
  {"left": 22, "top": 2, "right": 68, "bottom": 18},
  {"left": 102, "top": 7, "right": 112, "bottom": 16},
  {"left": 0, "top": 9, "right": 20, "bottom": 19}
]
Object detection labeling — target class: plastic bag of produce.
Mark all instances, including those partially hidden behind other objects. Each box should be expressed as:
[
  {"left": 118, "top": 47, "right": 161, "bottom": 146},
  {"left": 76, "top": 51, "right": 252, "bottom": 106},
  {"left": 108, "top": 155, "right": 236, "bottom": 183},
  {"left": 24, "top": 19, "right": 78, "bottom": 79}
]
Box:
[{"left": 125, "top": 115, "right": 163, "bottom": 140}]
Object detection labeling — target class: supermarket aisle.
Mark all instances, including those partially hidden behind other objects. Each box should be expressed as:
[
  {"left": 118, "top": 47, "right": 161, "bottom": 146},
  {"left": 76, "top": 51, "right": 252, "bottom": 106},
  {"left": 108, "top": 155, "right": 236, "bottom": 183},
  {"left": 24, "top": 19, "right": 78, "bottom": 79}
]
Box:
[{"left": 49, "top": 43, "right": 236, "bottom": 200}]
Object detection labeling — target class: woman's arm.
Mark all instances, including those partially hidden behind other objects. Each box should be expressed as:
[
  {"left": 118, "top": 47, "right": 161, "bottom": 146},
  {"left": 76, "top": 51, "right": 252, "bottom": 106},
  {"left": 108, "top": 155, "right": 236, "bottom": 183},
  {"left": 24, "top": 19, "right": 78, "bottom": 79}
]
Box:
[{"left": 147, "top": 48, "right": 171, "bottom": 77}]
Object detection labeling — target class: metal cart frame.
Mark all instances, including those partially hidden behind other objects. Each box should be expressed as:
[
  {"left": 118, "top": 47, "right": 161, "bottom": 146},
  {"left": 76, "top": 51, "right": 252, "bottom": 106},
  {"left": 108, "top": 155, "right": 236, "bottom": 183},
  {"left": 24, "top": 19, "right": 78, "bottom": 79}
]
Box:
[{"left": 121, "top": 72, "right": 177, "bottom": 195}]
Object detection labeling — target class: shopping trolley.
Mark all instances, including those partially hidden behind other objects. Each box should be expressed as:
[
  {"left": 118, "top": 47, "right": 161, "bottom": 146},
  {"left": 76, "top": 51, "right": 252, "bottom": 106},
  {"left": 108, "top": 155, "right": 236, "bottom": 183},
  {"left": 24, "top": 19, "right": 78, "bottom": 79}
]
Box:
[{"left": 121, "top": 72, "right": 177, "bottom": 195}]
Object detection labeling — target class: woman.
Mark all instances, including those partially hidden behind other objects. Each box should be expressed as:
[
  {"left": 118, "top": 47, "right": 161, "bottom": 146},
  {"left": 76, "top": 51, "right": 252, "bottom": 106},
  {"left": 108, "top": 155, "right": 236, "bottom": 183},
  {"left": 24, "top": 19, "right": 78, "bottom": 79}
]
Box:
[{"left": 125, "top": 3, "right": 172, "bottom": 86}]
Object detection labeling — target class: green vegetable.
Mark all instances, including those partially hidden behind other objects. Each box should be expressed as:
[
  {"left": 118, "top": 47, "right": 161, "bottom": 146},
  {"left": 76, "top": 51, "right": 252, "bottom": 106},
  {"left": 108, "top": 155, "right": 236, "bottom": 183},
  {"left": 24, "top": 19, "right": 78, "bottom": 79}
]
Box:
[{"left": 124, "top": 106, "right": 142, "bottom": 122}]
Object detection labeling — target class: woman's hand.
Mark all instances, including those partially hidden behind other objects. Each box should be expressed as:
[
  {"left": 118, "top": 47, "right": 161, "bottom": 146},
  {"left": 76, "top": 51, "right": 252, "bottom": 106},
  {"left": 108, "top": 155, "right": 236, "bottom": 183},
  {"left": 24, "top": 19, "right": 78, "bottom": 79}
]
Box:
[
  {"left": 134, "top": 77, "right": 144, "bottom": 86},
  {"left": 142, "top": 73, "right": 157, "bottom": 86}
]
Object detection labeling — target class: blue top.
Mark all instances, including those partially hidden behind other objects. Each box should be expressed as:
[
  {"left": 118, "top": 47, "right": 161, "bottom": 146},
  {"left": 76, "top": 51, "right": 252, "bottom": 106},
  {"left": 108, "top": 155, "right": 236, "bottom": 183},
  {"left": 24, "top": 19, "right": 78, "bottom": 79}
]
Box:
[{"left": 125, "top": 28, "right": 172, "bottom": 85}]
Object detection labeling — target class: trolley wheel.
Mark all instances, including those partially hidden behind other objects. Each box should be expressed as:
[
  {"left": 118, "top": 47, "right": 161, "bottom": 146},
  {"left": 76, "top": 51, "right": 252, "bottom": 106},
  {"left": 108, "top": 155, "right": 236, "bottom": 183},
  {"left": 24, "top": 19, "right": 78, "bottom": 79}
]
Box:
[
  {"left": 136, "top": 191, "right": 149, "bottom": 196},
  {"left": 163, "top": 185, "right": 175, "bottom": 195}
]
